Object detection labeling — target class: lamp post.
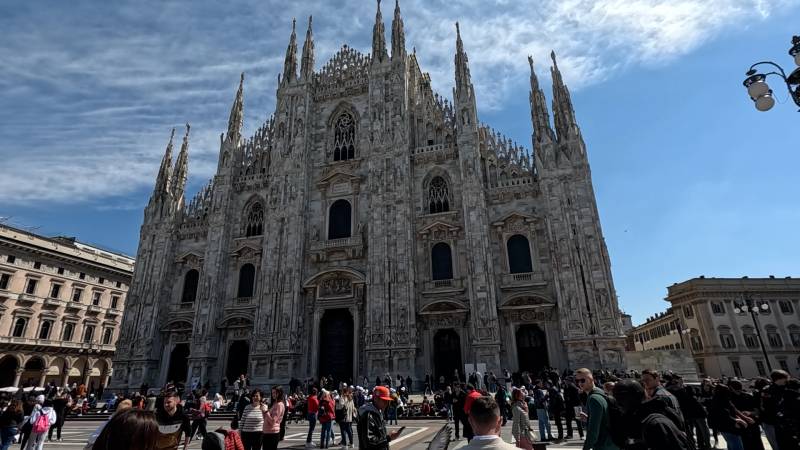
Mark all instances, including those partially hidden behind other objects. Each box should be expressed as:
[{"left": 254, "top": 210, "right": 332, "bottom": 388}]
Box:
[
  {"left": 742, "top": 35, "right": 800, "bottom": 112},
  {"left": 670, "top": 323, "right": 692, "bottom": 351},
  {"left": 733, "top": 296, "right": 773, "bottom": 372}
]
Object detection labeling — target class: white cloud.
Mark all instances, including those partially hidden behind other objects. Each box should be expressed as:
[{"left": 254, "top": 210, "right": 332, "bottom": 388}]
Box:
[{"left": 0, "top": 0, "right": 794, "bottom": 206}]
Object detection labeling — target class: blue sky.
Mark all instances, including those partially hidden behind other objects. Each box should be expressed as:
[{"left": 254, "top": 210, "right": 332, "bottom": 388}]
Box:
[{"left": 1, "top": 0, "right": 799, "bottom": 325}]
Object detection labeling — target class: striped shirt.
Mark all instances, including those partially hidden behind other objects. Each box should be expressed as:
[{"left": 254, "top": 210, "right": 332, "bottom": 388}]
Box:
[{"left": 239, "top": 404, "right": 264, "bottom": 432}]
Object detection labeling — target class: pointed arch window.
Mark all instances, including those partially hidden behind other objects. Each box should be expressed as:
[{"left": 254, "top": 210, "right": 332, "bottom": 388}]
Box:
[
  {"left": 244, "top": 202, "right": 264, "bottom": 237},
  {"left": 181, "top": 269, "right": 199, "bottom": 303},
  {"left": 11, "top": 318, "right": 26, "bottom": 338},
  {"left": 102, "top": 327, "right": 113, "bottom": 345},
  {"left": 38, "top": 320, "right": 52, "bottom": 340},
  {"left": 62, "top": 322, "right": 74, "bottom": 341},
  {"left": 333, "top": 113, "right": 356, "bottom": 161},
  {"left": 237, "top": 264, "right": 256, "bottom": 298},
  {"left": 507, "top": 234, "right": 533, "bottom": 274},
  {"left": 431, "top": 242, "right": 453, "bottom": 281},
  {"left": 428, "top": 177, "right": 450, "bottom": 214},
  {"left": 328, "top": 200, "right": 352, "bottom": 240}
]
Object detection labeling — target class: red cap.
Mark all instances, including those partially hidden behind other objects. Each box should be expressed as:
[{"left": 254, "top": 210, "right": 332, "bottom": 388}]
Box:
[{"left": 373, "top": 386, "right": 393, "bottom": 401}]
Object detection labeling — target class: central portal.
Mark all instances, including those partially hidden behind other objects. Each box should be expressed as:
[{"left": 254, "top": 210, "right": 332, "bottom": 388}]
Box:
[
  {"left": 516, "top": 324, "right": 549, "bottom": 373},
  {"left": 318, "top": 308, "right": 354, "bottom": 384},
  {"left": 433, "top": 329, "right": 463, "bottom": 385},
  {"left": 226, "top": 340, "right": 250, "bottom": 383}
]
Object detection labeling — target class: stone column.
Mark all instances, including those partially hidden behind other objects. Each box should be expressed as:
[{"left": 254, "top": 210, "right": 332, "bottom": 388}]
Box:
[
  {"left": 38, "top": 370, "right": 47, "bottom": 387},
  {"left": 13, "top": 368, "right": 24, "bottom": 387},
  {"left": 61, "top": 363, "right": 71, "bottom": 388}
]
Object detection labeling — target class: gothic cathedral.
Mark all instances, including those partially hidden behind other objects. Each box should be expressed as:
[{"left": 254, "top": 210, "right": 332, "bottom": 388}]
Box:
[{"left": 111, "top": 2, "right": 627, "bottom": 390}]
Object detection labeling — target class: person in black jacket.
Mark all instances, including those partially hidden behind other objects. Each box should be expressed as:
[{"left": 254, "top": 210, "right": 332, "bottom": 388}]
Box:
[
  {"left": 47, "top": 391, "right": 70, "bottom": 442},
  {"left": 562, "top": 378, "right": 584, "bottom": 439},
  {"left": 451, "top": 384, "right": 466, "bottom": 440},
  {"left": 728, "top": 380, "right": 764, "bottom": 450},
  {"left": 613, "top": 380, "right": 692, "bottom": 450},
  {"left": 0, "top": 399, "right": 24, "bottom": 450},
  {"left": 356, "top": 386, "right": 401, "bottom": 450},
  {"left": 666, "top": 377, "right": 709, "bottom": 450}
]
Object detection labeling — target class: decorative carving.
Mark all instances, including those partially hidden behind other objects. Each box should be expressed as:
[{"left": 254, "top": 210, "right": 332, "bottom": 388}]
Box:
[{"left": 319, "top": 277, "right": 353, "bottom": 298}]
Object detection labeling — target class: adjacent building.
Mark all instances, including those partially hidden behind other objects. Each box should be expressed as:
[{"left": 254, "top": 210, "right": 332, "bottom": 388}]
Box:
[{"left": 0, "top": 224, "right": 134, "bottom": 389}]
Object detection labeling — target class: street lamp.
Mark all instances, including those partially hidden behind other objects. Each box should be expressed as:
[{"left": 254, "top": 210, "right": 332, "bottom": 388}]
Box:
[
  {"left": 733, "top": 296, "right": 773, "bottom": 372},
  {"left": 742, "top": 35, "right": 800, "bottom": 112},
  {"left": 670, "top": 324, "right": 692, "bottom": 351}
]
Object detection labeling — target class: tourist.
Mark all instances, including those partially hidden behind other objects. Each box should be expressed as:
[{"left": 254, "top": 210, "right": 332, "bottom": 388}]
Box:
[
  {"left": 726, "top": 380, "right": 762, "bottom": 450},
  {"left": 357, "top": 386, "right": 402, "bottom": 450},
  {"left": 155, "top": 390, "right": 192, "bottom": 450},
  {"left": 612, "top": 380, "right": 691, "bottom": 450},
  {"left": 0, "top": 399, "right": 24, "bottom": 450},
  {"left": 548, "top": 382, "right": 565, "bottom": 441},
  {"left": 511, "top": 389, "right": 535, "bottom": 449},
  {"left": 91, "top": 408, "right": 159, "bottom": 450},
  {"left": 85, "top": 399, "right": 132, "bottom": 449},
  {"left": 574, "top": 368, "right": 618, "bottom": 450},
  {"left": 318, "top": 390, "right": 335, "bottom": 449},
  {"left": 47, "top": 392, "right": 69, "bottom": 442},
  {"left": 189, "top": 395, "right": 211, "bottom": 441},
  {"left": 262, "top": 386, "right": 286, "bottom": 450},
  {"left": 563, "top": 378, "right": 584, "bottom": 439},
  {"left": 462, "top": 384, "right": 482, "bottom": 442},
  {"left": 452, "top": 384, "right": 467, "bottom": 440},
  {"left": 25, "top": 398, "right": 56, "bottom": 450},
  {"left": 338, "top": 387, "right": 357, "bottom": 448},
  {"left": 19, "top": 395, "right": 38, "bottom": 449},
  {"left": 461, "top": 396, "right": 516, "bottom": 449},
  {"left": 305, "top": 387, "right": 319, "bottom": 448},
  {"left": 640, "top": 370, "right": 683, "bottom": 423},
  {"left": 665, "top": 376, "right": 709, "bottom": 450},
  {"left": 776, "top": 377, "right": 800, "bottom": 450},
  {"left": 707, "top": 384, "right": 747, "bottom": 450},
  {"left": 239, "top": 389, "right": 265, "bottom": 450},
  {"left": 533, "top": 380, "right": 553, "bottom": 441}
]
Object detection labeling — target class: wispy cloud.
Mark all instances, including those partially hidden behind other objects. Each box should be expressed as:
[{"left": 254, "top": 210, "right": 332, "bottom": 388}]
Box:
[{"left": 0, "top": 0, "right": 794, "bottom": 206}]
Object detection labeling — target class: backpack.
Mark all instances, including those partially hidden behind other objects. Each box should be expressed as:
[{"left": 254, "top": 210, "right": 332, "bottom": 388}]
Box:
[
  {"left": 589, "top": 392, "right": 626, "bottom": 448},
  {"left": 32, "top": 411, "right": 50, "bottom": 433}
]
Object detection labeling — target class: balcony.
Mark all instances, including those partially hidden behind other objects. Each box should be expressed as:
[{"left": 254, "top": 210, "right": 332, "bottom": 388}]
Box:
[
  {"left": 106, "top": 308, "right": 122, "bottom": 317},
  {"left": 309, "top": 234, "right": 364, "bottom": 262},
  {"left": 422, "top": 278, "right": 465, "bottom": 296},
  {"left": 0, "top": 289, "right": 18, "bottom": 301},
  {"left": 0, "top": 336, "right": 115, "bottom": 353},
  {"left": 17, "top": 293, "right": 39, "bottom": 305},
  {"left": 43, "top": 297, "right": 66, "bottom": 307},
  {"left": 500, "top": 272, "right": 548, "bottom": 290},
  {"left": 170, "top": 302, "right": 196, "bottom": 314},
  {"left": 65, "top": 301, "right": 85, "bottom": 312},
  {"left": 86, "top": 305, "right": 104, "bottom": 314}
]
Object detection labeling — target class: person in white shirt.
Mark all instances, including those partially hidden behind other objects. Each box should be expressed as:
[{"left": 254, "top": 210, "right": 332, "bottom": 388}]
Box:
[{"left": 461, "top": 396, "right": 517, "bottom": 450}]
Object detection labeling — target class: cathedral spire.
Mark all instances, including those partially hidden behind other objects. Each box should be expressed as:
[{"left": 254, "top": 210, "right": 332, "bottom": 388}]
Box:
[
  {"left": 550, "top": 51, "right": 579, "bottom": 142},
  {"left": 454, "top": 22, "right": 473, "bottom": 98},
  {"left": 372, "top": 0, "right": 388, "bottom": 63},
  {"left": 282, "top": 18, "right": 298, "bottom": 84},
  {"left": 300, "top": 16, "right": 314, "bottom": 80},
  {"left": 170, "top": 124, "right": 190, "bottom": 199},
  {"left": 153, "top": 128, "right": 175, "bottom": 195},
  {"left": 226, "top": 73, "right": 244, "bottom": 144},
  {"left": 528, "top": 56, "right": 554, "bottom": 144},
  {"left": 391, "top": 0, "right": 406, "bottom": 60}
]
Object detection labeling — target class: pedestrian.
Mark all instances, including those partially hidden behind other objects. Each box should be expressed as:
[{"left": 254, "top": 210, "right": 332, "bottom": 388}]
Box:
[
  {"left": 189, "top": 395, "right": 211, "bottom": 441},
  {"left": 612, "top": 380, "right": 692, "bottom": 450},
  {"left": 511, "top": 388, "right": 535, "bottom": 450},
  {"left": 262, "top": 386, "right": 286, "bottom": 450},
  {"left": 563, "top": 378, "right": 584, "bottom": 439},
  {"left": 91, "top": 408, "right": 159, "bottom": 450},
  {"left": 463, "top": 384, "right": 482, "bottom": 442},
  {"left": 85, "top": 399, "right": 133, "bottom": 450},
  {"left": 758, "top": 373, "right": 784, "bottom": 450},
  {"left": 574, "top": 368, "right": 618, "bottom": 450},
  {"left": 239, "top": 389, "right": 265, "bottom": 450},
  {"left": 0, "top": 399, "right": 24, "bottom": 450},
  {"left": 494, "top": 385, "right": 509, "bottom": 426},
  {"left": 666, "top": 377, "right": 709, "bottom": 450},
  {"left": 357, "top": 386, "right": 402, "bottom": 450},
  {"left": 47, "top": 392, "right": 69, "bottom": 442},
  {"left": 533, "top": 380, "right": 553, "bottom": 441},
  {"left": 25, "top": 398, "right": 56, "bottom": 450},
  {"left": 461, "top": 396, "right": 516, "bottom": 449},
  {"left": 19, "top": 395, "right": 37, "bottom": 449},
  {"left": 318, "top": 390, "right": 335, "bottom": 449},
  {"left": 452, "top": 385, "right": 467, "bottom": 439},
  {"left": 338, "top": 387, "right": 357, "bottom": 448},
  {"left": 775, "top": 376, "right": 800, "bottom": 450},
  {"left": 305, "top": 387, "right": 319, "bottom": 448},
  {"left": 728, "top": 380, "right": 763, "bottom": 450},
  {"left": 640, "top": 370, "right": 683, "bottom": 424},
  {"left": 707, "top": 384, "right": 747, "bottom": 450},
  {"left": 548, "top": 382, "right": 565, "bottom": 441},
  {"left": 154, "top": 390, "right": 192, "bottom": 450}
]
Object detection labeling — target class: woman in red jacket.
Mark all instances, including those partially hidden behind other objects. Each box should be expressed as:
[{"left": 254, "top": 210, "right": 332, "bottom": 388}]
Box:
[
  {"left": 305, "top": 388, "right": 319, "bottom": 447},
  {"left": 317, "top": 390, "right": 336, "bottom": 449}
]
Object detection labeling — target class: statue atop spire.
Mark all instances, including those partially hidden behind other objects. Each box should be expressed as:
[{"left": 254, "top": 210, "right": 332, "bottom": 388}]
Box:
[
  {"left": 454, "top": 22, "right": 473, "bottom": 99},
  {"left": 550, "top": 51, "right": 579, "bottom": 142},
  {"left": 300, "top": 16, "right": 314, "bottom": 80},
  {"left": 171, "top": 124, "right": 190, "bottom": 199},
  {"left": 226, "top": 73, "right": 244, "bottom": 144},
  {"left": 283, "top": 18, "right": 298, "bottom": 84},
  {"left": 391, "top": 0, "right": 406, "bottom": 60},
  {"left": 372, "top": 0, "right": 387, "bottom": 63},
  {"left": 528, "top": 56, "right": 554, "bottom": 145},
  {"left": 153, "top": 128, "right": 175, "bottom": 196}
]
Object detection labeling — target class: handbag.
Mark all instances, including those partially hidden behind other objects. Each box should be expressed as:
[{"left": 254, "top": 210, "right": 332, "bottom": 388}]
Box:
[{"left": 517, "top": 431, "right": 534, "bottom": 450}]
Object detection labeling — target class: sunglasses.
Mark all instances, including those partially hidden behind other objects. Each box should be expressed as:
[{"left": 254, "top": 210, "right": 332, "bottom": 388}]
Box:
[{"left": 575, "top": 379, "right": 588, "bottom": 385}]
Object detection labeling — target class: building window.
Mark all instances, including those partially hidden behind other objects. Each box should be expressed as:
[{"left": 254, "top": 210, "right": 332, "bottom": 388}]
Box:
[
  {"left": 102, "top": 328, "right": 113, "bottom": 345},
  {"left": 690, "top": 335, "right": 704, "bottom": 351},
  {"left": 6, "top": 255, "right": 15, "bottom": 264},
  {"left": 779, "top": 360, "right": 789, "bottom": 372},
  {"left": 98, "top": 277, "right": 104, "bottom": 284},
  {"left": 696, "top": 361, "right": 706, "bottom": 375},
  {"left": 79, "top": 272, "right": 85, "bottom": 280},
  {"left": 83, "top": 325, "right": 95, "bottom": 343},
  {"left": 62, "top": 323, "right": 74, "bottom": 341},
  {"left": 237, "top": 264, "right": 256, "bottom": 298},
  {"left": 57, "top": 267, "right": 64, "bottom": 275},
  {"left": 767, "top": 331, "right": 783, "bottom": 348},
  {"left": 33, "top": 262, "right": 41, "bottom": 270},
  {"left": 38, "top": 320, "right": 52, "bottom": 340},
  {"left": 431, "top": 242, "right": 454, "bottom": 281},
  {"left": 755, "top": 360, "right": 766, "bottom": 376},
  {"left": 92, "top": 292, "right": 101, "bottom": 306},
  {"left": 711, "top": 302, "right": 725, "bottom": 314},
  {"left": 244, "top": 202, "right": 264, "bottom": 237},
  {"left": 0, "top": 273, "right": 10, "bottom": 290},
  {"left": 327, "top": 200, "right": 352, "bottom": 240},
  {"left": 779, "top": 300, "right": 794, "bottom": 314},
  {"left": 11, "top": 318, "right": 26, "bottom": 337},
  {"left": 731, "top": 360, "right": 742, "bottom": 378},
  {"left": 790, "top": 330, "right": 800, "bottom": 348},
  {"left": 507, "top": 234, "right": 533, "bottom": 274},
  {"left": 50, "top": 284, "right": 61, "bottom": 299},
  {"left": 115, "top": 281, "right": 121, "bottom": 288},
  {"left": 181, "top": 270, "right": 199, "bottom": 303},
  {"left": 743, "top": 332, "right": 759, "bottom": 349},
  {"left": 719, "top": 331, "right": 736, "bottom": 349},
  {"left": 25, "top": 279, "right": 38, "bottom": 295},
  {"left": 72, "top": 288, "right": 83, "bottom": 302},
  {"left": 683, "top": 305, "right": 694, "bottom": 318},
  {"left": 111, "top": 296, "right": 120, "bottom": 309},
  {"left": 428, "top": 177, "right": 450, "bottom": 214},
  {"left": 333, "top": 112, "right": 356, "bottom": 161}
]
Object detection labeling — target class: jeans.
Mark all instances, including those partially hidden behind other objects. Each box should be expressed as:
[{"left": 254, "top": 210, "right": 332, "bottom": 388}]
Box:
[
  {"left": 191, "top": 418, "right": 207, "bottom": 439},
  {"left": 762, "top": 423, "right": 779, "bottom": 450},
  {"left": 24, "top": 432, "right": 46, "bottom": 450},
  {"left": 47, "top": 414, "right": 64, "bottom": 440},
  {"left": 241, "top": 431, "right": 262, "bottom": 450},
  {"left": 339, "top": 422, "right": 353, "bottom": 446},
  {"left": 721, "top": 432, "right": 744, "bottom": 450},
  {"left": 536, "top": 408, "right": 552, "bottom": 440},
  {"left": 320, "top": 421, "right": 333, "bottom": 448},
  {"left": 306, "top": 413, "right": 317, "bottom": 443},
  {"left": 0, "top": 427, "right": 17, "bottom": 450}
]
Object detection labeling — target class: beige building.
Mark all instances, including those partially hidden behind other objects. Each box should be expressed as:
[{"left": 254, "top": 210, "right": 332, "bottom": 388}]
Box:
[
  {"left": 630, "top": 309, "right": 685, "bottom": 351},
  {"left": 0, "top": 224, "right": 134, "bottom": 390}
]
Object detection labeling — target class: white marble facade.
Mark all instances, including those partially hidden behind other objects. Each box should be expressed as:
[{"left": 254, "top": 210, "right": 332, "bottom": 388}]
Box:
[{"left": 111, "top": 3, "right": 626, "bottom": 391}]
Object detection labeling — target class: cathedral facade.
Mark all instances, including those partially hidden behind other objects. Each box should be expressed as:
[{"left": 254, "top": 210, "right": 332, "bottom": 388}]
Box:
[{"left": 111, "top": 2, "right": 627, "bottom": 391}]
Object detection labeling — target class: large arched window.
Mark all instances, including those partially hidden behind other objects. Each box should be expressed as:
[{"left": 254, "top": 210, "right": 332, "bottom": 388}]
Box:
[
  {"left": 507, "top": 234, "right": 533, "bottom": 274},
  {"left": 328, "top": 200, "right": 352, "bottom": 240},
  {"left": 62, "top": 323, "right": 74, "bottom": 341},
  {"left": 181, "top": 269, "right": 199, "bottom": 303},
  {"left": 333, "top": 113, "right": 356, "bottom": 161},
  {"left": 428, "top": 177, "right": 450, "bottom": 214},
  {"left": 102, "top": 328, "right": 113, "bottom": 345},
  {"left": 237, "top": 264, "right": 256, "bottom": 298},
  {"left": 244, "top": 202, "right": 264, "bottom": 237},
  {"left": 431, "top": 242, "right": 453, "bottom": 280},
  {"left": 11, "top": 318, "right": 26, "bottom": 337},
  {"left": 38, "top": 320, "right": 52, "bottom": 340}
]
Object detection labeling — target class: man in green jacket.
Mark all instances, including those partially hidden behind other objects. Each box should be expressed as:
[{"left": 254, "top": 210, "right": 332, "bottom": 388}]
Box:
[{"left": 575, "top": 368, "right": 619, "bottom": 450}]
